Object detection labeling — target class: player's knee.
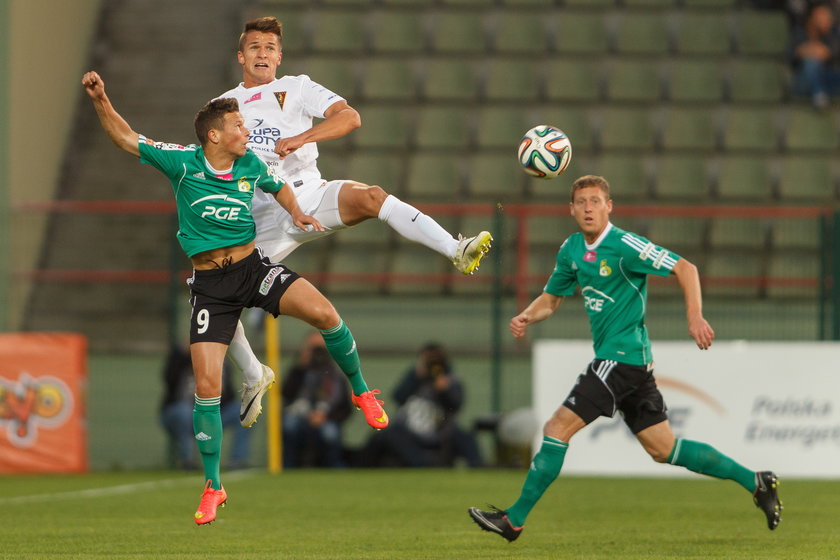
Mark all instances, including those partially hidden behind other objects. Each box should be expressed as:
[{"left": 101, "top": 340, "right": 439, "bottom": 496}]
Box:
[
  {"left": 648, "top": 447, "right": 671, "bottom": 463},
  {"left": 308, "top": 305, "right": 341, "bottom": 331},
  {"left": 357, "top": 184, "right": 388, "bottom": 214}
]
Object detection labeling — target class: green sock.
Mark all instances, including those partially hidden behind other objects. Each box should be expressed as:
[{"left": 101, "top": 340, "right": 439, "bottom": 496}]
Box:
[
  {"left": 193, "top": 396, "right": 223, "bottom": 490},
  {"left": 506, "top": 436, "right": 568, "bottom": 527},
  {"left": 668, "top": 438, "right": 756, "bottom": 492},
  {"left": 320, "top": 319, "right": 369, "bottom": 396}
]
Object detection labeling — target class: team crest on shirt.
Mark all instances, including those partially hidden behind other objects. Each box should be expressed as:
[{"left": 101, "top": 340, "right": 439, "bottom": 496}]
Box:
[
  {"left": 599, "top": 259, "right": 612, "bottom": 276},
  {"left": 237, "top": 177, "right": 251, "bottom": 192},
  {"left": 274, "top": 91, "right": 287, "bottom": 109}
]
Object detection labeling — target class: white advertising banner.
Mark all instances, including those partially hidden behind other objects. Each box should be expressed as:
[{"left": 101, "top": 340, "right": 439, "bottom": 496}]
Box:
[{"left": 533, "top": 340, "right": 840, "bottom": 478}]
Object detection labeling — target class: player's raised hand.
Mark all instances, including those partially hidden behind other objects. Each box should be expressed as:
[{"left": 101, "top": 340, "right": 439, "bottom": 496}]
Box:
[
  {"left": 274, "top": 135, "right": 305, "bottom": 158},
  {"left": 688, "top": 314, "right": 715, "bottom": 350},
  {"left": 81, "top": 71, "right": 106, "bottom": 100}
]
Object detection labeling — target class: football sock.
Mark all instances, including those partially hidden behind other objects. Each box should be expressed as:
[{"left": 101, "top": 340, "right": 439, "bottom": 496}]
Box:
[
  {"left": 378, "top": 195, "right": 459, "bottom": 260},
  {"left": 227, "top": 321, "right": 263, "bottom": 386},
  {"left": 193, "top": 395, "right": 223, "bottom": 490},
  {"left": 320, "top": 319, "right": 369, "bottom": 396},
  {"left": 668, "top": 438, "right": 757, "bottom": 493},
  {"left": 506, "top": 436, "right": 569, "bottom": 527}
]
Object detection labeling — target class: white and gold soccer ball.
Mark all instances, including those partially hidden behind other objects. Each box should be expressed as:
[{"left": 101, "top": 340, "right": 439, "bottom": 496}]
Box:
[{"left": 517, "top": 125, "right": 572, "bottom": 179}]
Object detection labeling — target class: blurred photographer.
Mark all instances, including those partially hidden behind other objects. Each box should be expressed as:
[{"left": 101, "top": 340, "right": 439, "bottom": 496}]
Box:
[
  {"left": 364, "top": 343, "right": 484, "bottom": 467},
  {"left": 281, "top": 331, "right": 352, "bottom": 468}
]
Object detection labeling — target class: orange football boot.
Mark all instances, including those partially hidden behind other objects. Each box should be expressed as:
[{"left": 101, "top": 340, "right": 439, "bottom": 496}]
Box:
[
  {"left": 194, "top": 480, "right": 227, "bottom": 525},
  {"left": 351, "top": 389, "right": 389, "bottom": 429}
]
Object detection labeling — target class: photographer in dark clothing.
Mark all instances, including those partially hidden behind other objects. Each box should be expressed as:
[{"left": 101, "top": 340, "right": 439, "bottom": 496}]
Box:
[
  {"left": 363, "top": 343, "right": 484, "bottom": 468},
  {"left": 281, "top": 332, "right": 352, "bottom": 468}
]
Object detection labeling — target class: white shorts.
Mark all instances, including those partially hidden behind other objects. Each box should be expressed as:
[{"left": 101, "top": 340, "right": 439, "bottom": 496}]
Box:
[{"left": 253, "top": 178, "right": 349, "bottom": 261}]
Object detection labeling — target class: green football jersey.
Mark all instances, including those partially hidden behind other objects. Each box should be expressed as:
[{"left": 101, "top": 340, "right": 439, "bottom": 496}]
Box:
[
  {"left": 138, "top": 136, "right": 283, "bottom": 257},
  {"left": 544, "top": 223, "right": 681, "bottom": 366}
]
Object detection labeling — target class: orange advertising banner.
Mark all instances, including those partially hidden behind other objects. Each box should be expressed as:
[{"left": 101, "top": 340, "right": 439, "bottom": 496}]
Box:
[{"left": 0, "top": 333, "right": 88, "bottom": 472}]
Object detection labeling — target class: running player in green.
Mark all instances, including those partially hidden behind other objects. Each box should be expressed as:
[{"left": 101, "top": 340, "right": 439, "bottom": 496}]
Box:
[
  {"left": 469, "top": 175, "right": 782, "bottom": 541},
  {"left": 82, "top": 70, "right": 388, "bottom": 525}
]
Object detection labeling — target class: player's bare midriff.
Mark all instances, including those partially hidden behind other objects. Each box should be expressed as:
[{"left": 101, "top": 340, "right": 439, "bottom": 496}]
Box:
[{"left": 191, "top": 241, "right": 255, "bottom": 270}]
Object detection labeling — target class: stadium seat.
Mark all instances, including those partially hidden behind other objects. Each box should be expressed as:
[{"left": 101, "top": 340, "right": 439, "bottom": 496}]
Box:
[
  {"left": 660, "top": 107, "right": 719, "bottom": 151},
  {"left": 605, "top": 59, "right": 664, "bottom": 102},
  {"left": 708, "top": 217, "right": 769, "bottom": 250},
  {"left": 767, "top": 253, "right": 820, "bottom": 299},
  {"left": 491, "top": 12, "right": 551, "bottom": 54},
  {"left": 351, "top": 106, "right": 413, "bottom": 149},
  {"left": 345, "top": 153, "right": 407, "bottom": 196},
  {"left": 369, "top": 10, "right": 428, "bottom": 53},
  {"left": 591, "top": 154, "right": 653, "bottom": 200},
  {"left": 526, "top": 214, "right": 579, "bottom": 246},
  {"left": 483, "top": 58, "right": 543, "bottom": 102},
  {"left": 309, "top": 10, "right": 367, "bottom": 53},
  {"left": 784, "top": 107, "right": 840, "bottom": 151},
  {"left": 555, "top": 12, "right": 610, "bottom": 54},
  {"left": 429, "top": 11, "right": 488, "bottom": 53},
  {"left": 302, "top": 56, "right": 361, "bottom": 99},
  {"left": 703, "top": 252, "right": 764, "bottom": 298},
  {"left": 331, "top": 217, "right": 393, "bottom": 248},
  {"left": 646, "top": 217, "right": 707, "bottom": 254},
  {"left": 771, "top": 218, "right": 821, "bottom": 251},
  {"left": 721, "top": 107, "right": 779, "bottom": 151},
  {"left": 528, "top": 151, "right": 595, "bottom": 200},
  {"left": 405, "top": 153, "right": 466, "bottom": 199},
  {"left": 475, "top": 106, "right": 532, "bottom": 150},
  {"left": 317, "top": 145, "right": 349, "bottom": 180},
  {"left": 414, "top": 105, "right": 474, "bottom": 150},
  {"left": 666, "top": 60, "right": 725, "bottom": 102},
  {"left": 715, "top": 155, "right": 776, "bottom": 201},
  {"left": 727, "top": 60, "right": 787, "bottom": 103},
  {"left": 653, "top": 155, "right": 710, "bottom": 200},
  {"left": 421, "top": 59, "right": 480, "bottom": 101},
  {"left": 682, "top": 0, "right": 739, "bottom": 6},
  {"left": 532, "top": 105, "right": 595, "bottom": 152},
  {"left": 389, "top": 244, "right": 454, "bottom": 296},
  {"left": 563, "top": 0, "right": 615, "bottom": 6},
  {"left": 466, "top": 152, "right": 526, "bottom": 200},
  {"left": 734, "top": 11, "right": 789, "bottom": 56},
  {"left": 613, "top": 12, "right": 672, "bottom": 55},
  {"left": 544, "top": 59, "right": 604, "bottom": 102},
  {"left": 358, "top": 58, "right": 419, "bottom": 101},
  {"left": 622, "top": 0, "right": 677, "bottom": 6},
  {"left": 598, "top": 108, "right": 657, "bottom": 152},
  {"left": 778, "top": 156, "right": 836, "bottom": 201},
  {"left": 673, "top": 12, "right": 732, "bottom": 55}
]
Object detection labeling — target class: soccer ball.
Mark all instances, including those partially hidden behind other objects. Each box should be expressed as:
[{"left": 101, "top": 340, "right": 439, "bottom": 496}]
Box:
[{"left": 517, "top": 125, "right": 572, "bottom": 179}]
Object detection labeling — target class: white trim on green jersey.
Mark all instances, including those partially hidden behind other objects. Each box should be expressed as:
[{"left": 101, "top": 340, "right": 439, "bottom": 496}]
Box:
[
  {"left": 544, "top": 222, "right": 682, "bottom": 366},
  {"left": 138, "top": 135, "right": 283, "bottom": 257}
]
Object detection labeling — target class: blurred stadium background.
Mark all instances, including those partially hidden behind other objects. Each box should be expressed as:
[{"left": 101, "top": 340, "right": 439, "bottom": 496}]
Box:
[{"left": 1, "top": 0, "right": 838, "bottom": 471}]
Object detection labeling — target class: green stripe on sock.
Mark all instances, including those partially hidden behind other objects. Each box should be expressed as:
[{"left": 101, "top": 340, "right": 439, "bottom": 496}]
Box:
[{"left": 320, "top": 319, "right": 369, "bottom": 396}]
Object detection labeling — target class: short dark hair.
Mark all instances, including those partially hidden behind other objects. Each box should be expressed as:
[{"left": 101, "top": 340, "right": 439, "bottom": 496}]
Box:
[
  {"left": 239, "top": 16, "right": 283, "bottom": 52},
  {"left": 194, "top": 98, "right": 239, "bottom": 146},
  {"left": 570, "top": 175, "right": 611, "bottom": 202}
]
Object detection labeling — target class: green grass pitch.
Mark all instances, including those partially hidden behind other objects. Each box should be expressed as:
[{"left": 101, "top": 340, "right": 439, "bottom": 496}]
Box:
[{"left": 0, "top": 469, "right": 837, "bottom": 559}]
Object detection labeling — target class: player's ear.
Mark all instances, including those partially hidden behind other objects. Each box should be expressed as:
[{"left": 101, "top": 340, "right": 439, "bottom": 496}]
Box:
[{"left": 237, "top": 51, "right": 245, "bottom": 65}]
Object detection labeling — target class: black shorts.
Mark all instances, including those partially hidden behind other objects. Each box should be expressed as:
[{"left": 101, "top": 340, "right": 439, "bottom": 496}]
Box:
[
  {"left": 563, "top": 359, "right": 668, "bottom": 434},
  {"left": 187, "top": 249, "right": 300, "bottom": 344}
]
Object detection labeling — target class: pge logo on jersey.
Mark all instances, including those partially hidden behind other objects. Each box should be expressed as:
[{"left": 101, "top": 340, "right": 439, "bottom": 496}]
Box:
[{"left": 0, "top": 373, "right": 73, "bottom": 448}]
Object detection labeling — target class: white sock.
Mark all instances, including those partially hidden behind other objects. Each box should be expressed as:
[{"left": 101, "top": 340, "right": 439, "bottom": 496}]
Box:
[
  {"left": 378, "top": 195, "right": 458, "bottom": 259},
  {"left": 228, "top": 321, "right": 263, "bottom": 386}
]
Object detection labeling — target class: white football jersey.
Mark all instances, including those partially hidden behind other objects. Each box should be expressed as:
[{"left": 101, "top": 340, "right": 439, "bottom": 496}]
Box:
[{"left": 218, "top": 74, "right": 344, "bottom": 185}]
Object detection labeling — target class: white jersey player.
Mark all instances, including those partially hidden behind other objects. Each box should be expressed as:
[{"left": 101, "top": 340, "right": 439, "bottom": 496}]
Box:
[{"left": 219, "top": 16, "right": 493, "bottom": 428}]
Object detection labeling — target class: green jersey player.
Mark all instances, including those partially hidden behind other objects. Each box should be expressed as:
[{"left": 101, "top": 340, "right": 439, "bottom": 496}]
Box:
[
  {"left": 82, "top": 70, "right": 388, "bottom": 526},
  {"left": 469, "top": 175, "right": 782, "bottom": 541}
]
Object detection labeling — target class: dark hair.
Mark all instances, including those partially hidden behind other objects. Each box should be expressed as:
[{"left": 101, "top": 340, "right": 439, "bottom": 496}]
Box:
[
  {"left": 239, "top": 16, "right": 283, "bottom": 52},
  {"left": 421, "top": 342, "right": 451, "bottom": 374},
  {"left": 193, "top": 98, "right": 239, "bottom": 146},
  {"left": 570, "top": 175, "right": 611, "bottom": 202}
]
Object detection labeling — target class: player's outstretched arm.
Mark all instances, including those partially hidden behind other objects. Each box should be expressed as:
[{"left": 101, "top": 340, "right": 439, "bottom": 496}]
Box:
[
  {"left": 672, "top": 258, "right": 715, "bottom": 350},
  {"left": 273, "top": 100, "right": 360, "bottom": 158},
  {"left": 272, "top": 183, "right": 324, "bottom": 233},
  {"left": 510, "top": 292, "right": 564, "bottom": 338},
  {"left": 81, "top": 71, "right": 140, "bottom": 157}
]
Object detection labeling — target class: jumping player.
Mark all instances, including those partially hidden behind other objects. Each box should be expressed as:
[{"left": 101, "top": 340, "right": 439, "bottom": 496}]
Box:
[
  {"left": 468, "top": 175, "right": 782, "bottom": 541},
  {"left": 215, "top": 17, "right": 493, "bottom": 429},
  {"left": 82, "top": 70, "right": 388, "bottom": 525}
]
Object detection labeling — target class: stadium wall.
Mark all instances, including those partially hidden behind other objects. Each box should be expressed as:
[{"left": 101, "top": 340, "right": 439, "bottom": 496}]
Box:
[{"left": 7, "top": 0, "right": 102, "bottom": 329}]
